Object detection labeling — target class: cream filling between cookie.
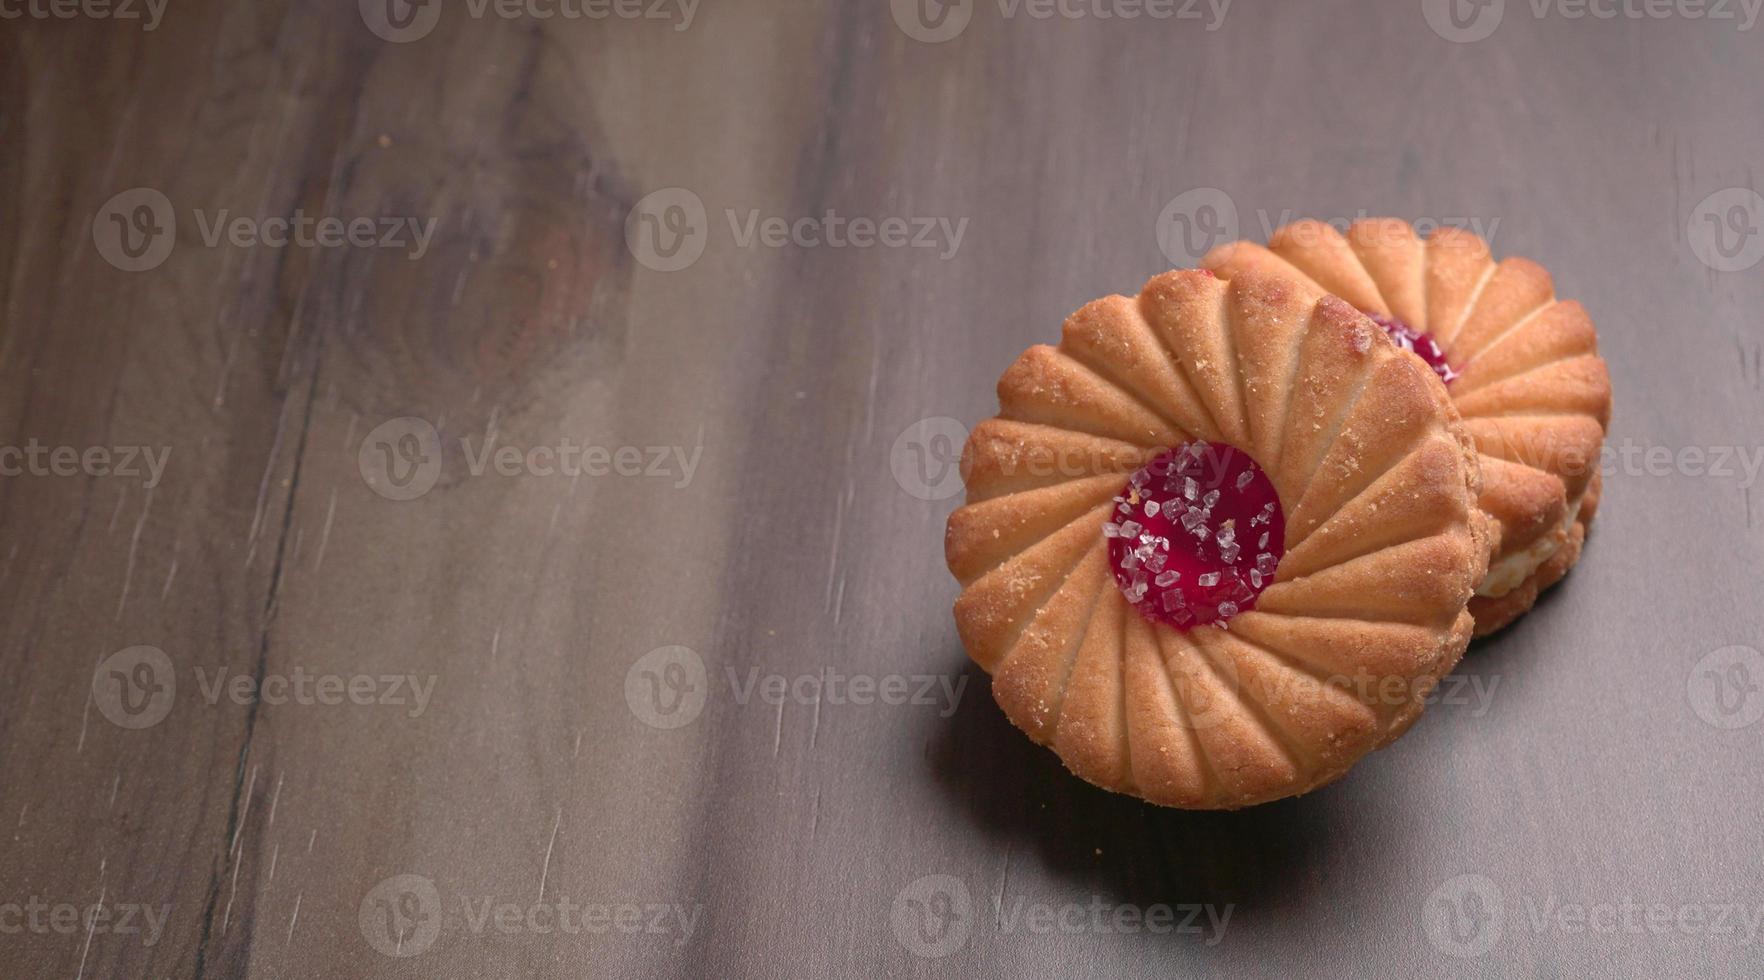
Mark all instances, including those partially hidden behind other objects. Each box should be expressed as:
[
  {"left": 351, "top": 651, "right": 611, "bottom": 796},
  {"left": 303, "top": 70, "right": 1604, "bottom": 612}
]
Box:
[{"left": 1476, "top": 496, "right": 1585, "bottom": 598}]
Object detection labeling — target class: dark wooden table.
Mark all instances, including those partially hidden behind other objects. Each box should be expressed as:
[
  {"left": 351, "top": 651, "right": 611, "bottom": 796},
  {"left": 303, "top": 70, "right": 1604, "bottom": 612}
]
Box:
[{"left": 3, "top": 1, "right": 1762, "bottom": 976}]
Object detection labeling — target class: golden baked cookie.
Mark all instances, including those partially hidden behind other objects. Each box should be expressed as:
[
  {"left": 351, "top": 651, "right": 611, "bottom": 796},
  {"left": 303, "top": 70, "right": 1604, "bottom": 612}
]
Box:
[
  {"left": 945, "top": 269, "right": 1491, "bottom": 809},
  {"left": 1202, "top": 220, "right": 1612, "bottom": 635}
]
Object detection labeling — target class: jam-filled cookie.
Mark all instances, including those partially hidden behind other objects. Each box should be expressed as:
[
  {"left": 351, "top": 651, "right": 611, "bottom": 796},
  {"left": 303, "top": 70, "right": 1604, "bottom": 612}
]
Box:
[
  {"left": 945, "top": 270, "right": 1490, "bottom": 809},
  {"left": 1203, "top": 220, "right": 1611, "bottom": 635}
]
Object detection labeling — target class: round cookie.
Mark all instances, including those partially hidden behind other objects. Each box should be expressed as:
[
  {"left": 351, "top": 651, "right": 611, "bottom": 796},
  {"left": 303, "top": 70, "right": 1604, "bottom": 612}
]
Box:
[
  {"left": 945, "top": 269, "right": 1491, "bottom": 809},
  {"left": 1203, "top": 220, "right": 1612, "bottom": 635}
]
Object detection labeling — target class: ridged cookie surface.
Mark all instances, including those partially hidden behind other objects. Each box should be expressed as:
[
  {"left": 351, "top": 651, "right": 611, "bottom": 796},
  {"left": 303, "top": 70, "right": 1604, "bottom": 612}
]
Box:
[
  {"left": 945, "top": 270, "right": 1490, "bottom": 809},
  {"left": 1203, "top": 220, "right": 1611, "bottom": 635}
]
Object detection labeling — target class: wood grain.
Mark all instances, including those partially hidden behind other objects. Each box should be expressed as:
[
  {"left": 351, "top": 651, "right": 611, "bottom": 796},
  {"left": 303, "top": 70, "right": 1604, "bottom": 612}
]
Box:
[{"left": 2, "top": 1, "right": 1762, "bottom": 976}]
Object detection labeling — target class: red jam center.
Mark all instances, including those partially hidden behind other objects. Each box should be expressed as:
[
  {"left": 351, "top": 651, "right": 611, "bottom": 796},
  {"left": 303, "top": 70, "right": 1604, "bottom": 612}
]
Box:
[
  {"left": 1106, "top": 442, "right": 1285, "bottom": 629},
  {"left": 1368, "top": 313, "right": 1458, "bottom": 385}
]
